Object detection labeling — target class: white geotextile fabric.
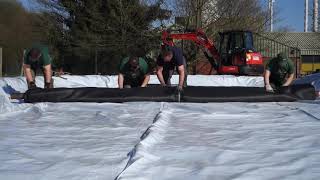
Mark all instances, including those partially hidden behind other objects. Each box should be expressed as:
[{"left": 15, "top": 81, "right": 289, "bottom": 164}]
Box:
[
  {"left": 117, "top": 102, "right": 320, "bottom": 180},
  {"left": 0, "top": 75, "right": 319, "bottom": 180},
  {"left": 0, "top": 102, "right": 160, "bottom": 180},
  {"left": 1, "top": 74, "right": 264, "bottom": 91}
]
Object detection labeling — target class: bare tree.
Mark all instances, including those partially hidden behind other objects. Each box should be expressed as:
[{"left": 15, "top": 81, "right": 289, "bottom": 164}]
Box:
[{"left": 172, "top": 0, "right": 271, "bottom": 34}]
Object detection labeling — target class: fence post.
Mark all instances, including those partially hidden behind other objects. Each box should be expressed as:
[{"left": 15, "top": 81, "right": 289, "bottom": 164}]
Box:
[
  {"left": 296, "top": 50, "right": 300, "bottom": 78},
  {"left": 20, "top": 49, "right": 26, "bottom": 76},
  {"left": 94, "top": 48, "right": 98, "bottom": 75},
  {"left": 0, "top": 47, "right": 2, "bottom": 77}
]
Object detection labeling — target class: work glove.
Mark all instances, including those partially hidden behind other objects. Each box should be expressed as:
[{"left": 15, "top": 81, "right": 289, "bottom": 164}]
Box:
[
  {"left": 175, "top": 86, "right": 184, "bottom": 102},
  {"left": 175, "top": 85, "right": 184, "bottom": 96},
  {"left": 28, "top": 81, "right": 37, "bottom": 90},
  {"left": 265, "top": 84, "right": 274, "bottom": 93},
  {"left": 177, "top": 85, "right": 184, "bottom": 92},
  {"left": 160, "top": 83, "right": 167, "bottom": 87}
]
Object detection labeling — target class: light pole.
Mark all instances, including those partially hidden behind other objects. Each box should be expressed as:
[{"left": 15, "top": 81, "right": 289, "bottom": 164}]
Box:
[
  {"left": 269, "top": 0, "right": 275, "bottom": 32},
  {"left": 0, "top": 47, "right": 2, "bottom": 77},
  {"left": 305, "top": 0, "right": 309, "bottom": 32},
  {"left": 314, "top": 0, "right": 318, "bottom": 32}
]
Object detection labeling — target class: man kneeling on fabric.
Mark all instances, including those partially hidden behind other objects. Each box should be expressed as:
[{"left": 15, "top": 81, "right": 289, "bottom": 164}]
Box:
[
  {"left": 118, "top": 56, "right": 150, "bottom": 88},
  {"left": 23, "top": 45, "right": 53, "bottom": 89},
  {"left": 156, "top": 46, "right": 187, "bottom": 91},
  {"left": 264, "top": 52, "right": 295, "bottom": 92}
]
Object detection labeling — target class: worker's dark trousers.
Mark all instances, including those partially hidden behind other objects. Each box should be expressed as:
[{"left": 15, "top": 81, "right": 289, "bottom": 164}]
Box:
[{"left": 163, "top": 57, "right": 187, "bottom": 87}]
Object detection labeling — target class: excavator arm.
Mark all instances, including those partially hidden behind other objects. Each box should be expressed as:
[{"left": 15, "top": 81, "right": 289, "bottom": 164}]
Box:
[{"left": 161, "top": 29, "right": 220, "bottom": 69}]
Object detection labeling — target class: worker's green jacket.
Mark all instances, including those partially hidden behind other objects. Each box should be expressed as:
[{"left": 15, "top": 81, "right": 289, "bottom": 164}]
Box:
[
  {"left": 119, "top": 57, "right": 149, "bottom": 87},
  {"left": 266, "top": 54, "right": 294, "bottom": 87},
  {"left": 24, "top": 45, "right": 52, "bottom": 67}
]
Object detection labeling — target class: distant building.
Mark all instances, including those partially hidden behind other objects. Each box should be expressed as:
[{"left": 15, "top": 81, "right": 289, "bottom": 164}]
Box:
[
  {"left": 195, "top": 32, "right": 320, "bottom": 75},
  {"left": 261, "top": 32, "right": 320, "bottom": 75}
]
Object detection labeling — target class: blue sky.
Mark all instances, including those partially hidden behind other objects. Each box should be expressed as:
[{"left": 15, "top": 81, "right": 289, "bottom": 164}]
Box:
[
  {"left": 19, "top": 0, "right": 309, "bottom": 32},
  {"left": 264, "top": 0, "right": 307, "bottom": 32}
]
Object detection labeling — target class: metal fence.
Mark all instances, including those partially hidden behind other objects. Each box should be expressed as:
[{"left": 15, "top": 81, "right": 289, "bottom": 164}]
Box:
[{"left": 253, "top": 33, "right": 302, "bottom": 77}]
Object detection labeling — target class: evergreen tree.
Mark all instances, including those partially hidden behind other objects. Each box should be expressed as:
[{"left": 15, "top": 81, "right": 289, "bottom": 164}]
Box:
[{"left": 38, "top": 0, "right": 170, "bottom": 74}]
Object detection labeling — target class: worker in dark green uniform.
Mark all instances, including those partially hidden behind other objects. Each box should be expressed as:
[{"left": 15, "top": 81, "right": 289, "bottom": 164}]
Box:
[
  {"left": 23, "top": 45, "right": 53, "bottom": 89},
  {"left": 264, "top": 52, "right": 295, "bottom": 92},
  {"left": 118, "top": 56, "right": 150, "bottom": 88}
]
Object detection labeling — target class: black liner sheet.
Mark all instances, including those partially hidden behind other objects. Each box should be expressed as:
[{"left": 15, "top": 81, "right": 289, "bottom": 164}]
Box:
[{"left": 23, "top": 84, "right": 316, "bottom": 103}]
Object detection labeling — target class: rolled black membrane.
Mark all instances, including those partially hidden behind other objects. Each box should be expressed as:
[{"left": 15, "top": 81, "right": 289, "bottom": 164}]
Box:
[
  {"left": 24, "top": 87, "right": 177, "bottom": 103},
  {"left": 23, "top": 84, "right": 316, "bottom": 103}
]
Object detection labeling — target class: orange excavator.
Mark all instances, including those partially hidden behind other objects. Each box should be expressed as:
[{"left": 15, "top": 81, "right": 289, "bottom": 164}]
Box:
[{"left": 161, "top": 29, "right": 264, "bottom": 75}]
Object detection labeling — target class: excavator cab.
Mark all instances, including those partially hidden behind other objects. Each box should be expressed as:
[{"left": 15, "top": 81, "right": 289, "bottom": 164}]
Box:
[{"left": 218, "top": 31, "right": 263, "bottom": 75}]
